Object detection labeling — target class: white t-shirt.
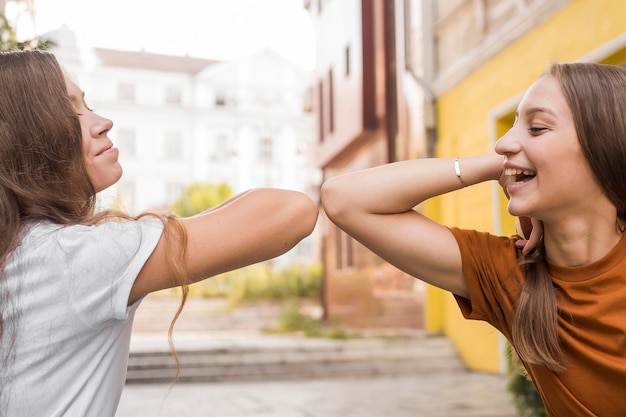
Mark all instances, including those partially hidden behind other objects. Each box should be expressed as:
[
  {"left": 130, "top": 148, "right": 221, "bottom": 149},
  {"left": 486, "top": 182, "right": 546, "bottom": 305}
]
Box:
[{"left": 0, "top": 219, "right": 164, "bottom": 417}]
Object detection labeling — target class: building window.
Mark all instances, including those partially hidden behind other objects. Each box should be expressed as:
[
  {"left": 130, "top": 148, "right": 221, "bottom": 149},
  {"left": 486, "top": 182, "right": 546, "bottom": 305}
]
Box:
[
  {"left": 318, "top": 80, "right": 324, "bottom": 143},
  {"left": 345, "top": 234, "right": 353, "bottom": 267},
  {"left": 259, "top": 137, "right": 273, "bottom": 162},
  {"left": 495, "top": 110, "right": 517, "bottom": 236},
  {"left": 117, "top": 82, "right": 136, "bottom": 102},
  {"left": 210, "top": 134, "right": 229, "bottom": 161},
  {"left": 215, "top": 91, "right": 226, "bottom": 106},
  {"left": 317, "top": 69, "right": 336, "bottom": 143},
  {"left": 334, "top": 227, "right": 342, "bottom": 268},
  {"left": 335, "top": 228, "right": 354, "bottom": 270},
  {"left": 303, "top": 87, "right": 313, "bottom": 113},
  {"left": 164, "top": 131, "right": 183, "bottom": 160},
  {"left": 116, "top": 128, "right": 136, "bottom": 158},
  {"left": 165, "top": 85, "right": 182, "bottom": 105}
]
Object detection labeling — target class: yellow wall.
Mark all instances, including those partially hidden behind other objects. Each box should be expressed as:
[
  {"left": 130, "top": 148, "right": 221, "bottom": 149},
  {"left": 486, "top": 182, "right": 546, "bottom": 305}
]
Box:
[{"left": 426, "top": 0, "right": 626, "bottom": 373}]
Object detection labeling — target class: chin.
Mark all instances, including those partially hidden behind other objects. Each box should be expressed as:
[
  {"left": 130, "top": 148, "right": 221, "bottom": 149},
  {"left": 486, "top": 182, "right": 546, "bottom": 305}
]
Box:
[
  {"left": 507, "top": 203, "right": 529, "bottom": 218},
  {"left": 94, "top": 182, "right": 114, "bottom": 193},
  {"left": 93, "top": 172, "right": 123, "bottom": 193}
]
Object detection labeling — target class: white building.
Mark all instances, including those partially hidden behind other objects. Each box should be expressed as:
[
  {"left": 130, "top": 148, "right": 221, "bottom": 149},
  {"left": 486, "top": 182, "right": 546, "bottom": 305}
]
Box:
[{"left": 47, "top": 26, "right": 320, "bottom": 267}]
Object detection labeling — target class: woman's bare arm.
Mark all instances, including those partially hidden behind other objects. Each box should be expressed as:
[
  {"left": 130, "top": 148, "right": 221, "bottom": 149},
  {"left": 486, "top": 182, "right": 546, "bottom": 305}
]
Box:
[
  {"left": 129, "top": 188, "right": 318, "bottom": 304},
  {"left": 321, "top": 154, "right": 503, "bottom": 298}
]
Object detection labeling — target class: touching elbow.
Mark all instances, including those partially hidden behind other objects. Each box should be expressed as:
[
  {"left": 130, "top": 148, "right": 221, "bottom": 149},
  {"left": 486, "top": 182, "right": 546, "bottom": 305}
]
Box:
[
  {"left": 287, "top": 191, "right": 319, "bottom": 239},
  {"left": 320, "top": 178, "right": 347, "bottom": 225},
  {"left": 276, "top": 190, "right": 319, "bottom": 240}
]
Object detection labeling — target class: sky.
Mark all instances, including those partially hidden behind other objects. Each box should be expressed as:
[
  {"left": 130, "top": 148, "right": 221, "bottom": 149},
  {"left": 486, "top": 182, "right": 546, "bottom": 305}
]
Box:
[{"left": 9, "top": 0, "right": 316, "bottom": 69}]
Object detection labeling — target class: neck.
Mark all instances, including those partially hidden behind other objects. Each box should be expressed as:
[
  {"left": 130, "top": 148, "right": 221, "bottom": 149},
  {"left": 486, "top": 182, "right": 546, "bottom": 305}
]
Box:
[{"left": 543, "top": 218, "right": 623, "bottom": 267}]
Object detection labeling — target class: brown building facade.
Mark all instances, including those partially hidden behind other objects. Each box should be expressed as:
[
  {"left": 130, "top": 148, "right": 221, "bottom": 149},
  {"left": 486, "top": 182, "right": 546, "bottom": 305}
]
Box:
[
  {"left": 308, "top": 0, "right": 430, "bottom": 329},
  {"left": 308, "top": 0, "right": 571, "bottom": 332}
]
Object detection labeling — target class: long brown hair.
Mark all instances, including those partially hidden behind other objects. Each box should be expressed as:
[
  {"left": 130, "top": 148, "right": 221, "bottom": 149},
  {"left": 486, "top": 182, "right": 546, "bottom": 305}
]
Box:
[
  {"left": 0, "top": 50, "right": 190, "bottom": 378},
  {"left": 512, "top": 62, "right": 626, "bottom": 372}
]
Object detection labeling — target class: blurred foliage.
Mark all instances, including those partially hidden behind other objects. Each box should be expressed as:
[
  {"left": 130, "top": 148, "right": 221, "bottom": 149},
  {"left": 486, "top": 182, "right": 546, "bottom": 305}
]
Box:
[
  {"left": 187, "top": 263, "right": 322, "bottom": 304},
  {"left": 270, "top": 300, "right": 352, "bottom": 339},
  {"left": 0, "top": 12, "right": 55, "bottom": 51},
  {"left": 506, "top": 344, "right": 548, "bottom": 417},
  {"left": 170, "top": 182, "right": 233, "bottom": 217}
]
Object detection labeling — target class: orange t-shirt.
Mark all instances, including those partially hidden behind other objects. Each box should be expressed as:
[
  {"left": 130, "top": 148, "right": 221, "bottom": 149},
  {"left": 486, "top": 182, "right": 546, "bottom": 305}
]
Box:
[{"left": 449, "top": 227, "right": 626, "bottom": 417}]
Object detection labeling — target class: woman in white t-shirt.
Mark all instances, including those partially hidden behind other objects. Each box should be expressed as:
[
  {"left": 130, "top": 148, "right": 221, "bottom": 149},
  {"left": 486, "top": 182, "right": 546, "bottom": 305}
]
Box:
[{"left": 0, "top": 50, "right": 318, "bottom": 416}]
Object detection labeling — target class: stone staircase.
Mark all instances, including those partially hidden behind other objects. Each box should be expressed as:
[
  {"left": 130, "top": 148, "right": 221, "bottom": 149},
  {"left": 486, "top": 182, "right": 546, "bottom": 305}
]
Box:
[
  {"left": 126, "top": 333, "right": 466, "bottom": 383},
  {"left": 127, "top": 296, "right": 466, "bottom": 384}
]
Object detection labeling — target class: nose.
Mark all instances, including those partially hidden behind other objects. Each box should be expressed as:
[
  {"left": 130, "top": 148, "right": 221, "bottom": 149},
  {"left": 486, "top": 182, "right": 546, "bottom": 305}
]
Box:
[
  {"left": 90, "top": 113, "right": 113, "bottom": 137},
  {"left": 494, "top": 127, "right": 521, "bottom": 156}
]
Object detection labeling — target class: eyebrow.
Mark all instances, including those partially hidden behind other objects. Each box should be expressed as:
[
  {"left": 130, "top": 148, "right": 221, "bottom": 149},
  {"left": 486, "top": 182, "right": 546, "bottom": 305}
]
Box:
[
  {"left": 516, "top": 106, "right": 558, "bottom": 119},
  {"left": 68, "top": 91, "right": 86, "bottom": 106}
]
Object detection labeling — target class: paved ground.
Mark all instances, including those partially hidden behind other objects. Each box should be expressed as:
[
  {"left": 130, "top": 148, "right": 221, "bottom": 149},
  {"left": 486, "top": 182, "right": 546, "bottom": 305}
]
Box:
[
  {"left": 116, "top": 296, "right": 519, "bottom": 417},
  {"left": 117, "top": 372, "right": 517, "bottom": 417}
]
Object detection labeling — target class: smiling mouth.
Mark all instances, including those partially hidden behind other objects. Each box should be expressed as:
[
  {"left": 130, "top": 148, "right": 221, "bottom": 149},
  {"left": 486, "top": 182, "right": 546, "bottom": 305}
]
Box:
[
  {"left": 504, "top": 167, "right": 536, "bottom": 183},
  {"left": 96, "top": 144, "right": 112, "bottom": 156}
]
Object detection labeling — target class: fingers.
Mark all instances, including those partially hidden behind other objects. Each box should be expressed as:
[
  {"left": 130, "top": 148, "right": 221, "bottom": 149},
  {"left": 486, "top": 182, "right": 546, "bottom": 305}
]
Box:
[
  {"left": 514, "top": 219, "right": 543, "bottom": 256},
  {"left": 522, "top": 219, "right": 543, "bottom": 255},
  {"left": 514, "top": 217, "right": 543, "bottom": 255},
  {"left": 499, "top": 173, "right": 512, "bottom": 199},
  {"left": 518, "top": 216, "right": 533, "bottom": 239}
]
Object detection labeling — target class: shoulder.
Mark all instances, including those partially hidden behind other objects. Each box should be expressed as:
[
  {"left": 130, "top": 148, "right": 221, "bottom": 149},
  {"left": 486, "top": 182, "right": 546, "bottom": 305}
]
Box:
[
  {"left": 448, "top": 227, "right": 522, "bottom": 281},
  {"left": 21, "top": 219, "right": 164, "bottom": 261},
  {"left": 448, "top": 227, "right": 519, "bottom": 255},
  {"left": 448, "top": 227, "right": 523, "bottom": 333},
  {"left": 26, "top": 217, "right": 163, "bottom": 239}
]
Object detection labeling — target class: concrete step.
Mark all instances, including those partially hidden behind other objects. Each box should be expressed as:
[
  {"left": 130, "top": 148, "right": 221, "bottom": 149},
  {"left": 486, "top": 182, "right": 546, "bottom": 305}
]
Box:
[
  {"left": 132, "top": 298, "right": 287, "bottom": 333},
  {"left": 126, "top": 333, "right": 466, "bottom": 383}
]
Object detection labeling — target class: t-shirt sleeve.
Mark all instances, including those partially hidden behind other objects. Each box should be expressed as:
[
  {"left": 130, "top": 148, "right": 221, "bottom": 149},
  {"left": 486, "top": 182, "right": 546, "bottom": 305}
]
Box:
[
  {"left": 54, "top": 218, "right": 164, "bottom": 326},
  {"left": 447, "top": 227, "right": 522, "bottom": 338}
]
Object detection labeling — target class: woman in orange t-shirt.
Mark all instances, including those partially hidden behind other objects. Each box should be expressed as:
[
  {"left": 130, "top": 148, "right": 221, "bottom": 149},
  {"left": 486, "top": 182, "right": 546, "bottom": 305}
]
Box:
[{"left": 321, "top": 62, "right": 626, "bottom": 417}]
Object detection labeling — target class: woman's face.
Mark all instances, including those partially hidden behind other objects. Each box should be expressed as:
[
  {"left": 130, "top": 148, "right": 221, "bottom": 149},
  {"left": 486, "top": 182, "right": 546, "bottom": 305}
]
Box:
[
  {"left": 65, "top": 76, "right": 122, "bottom": 193},
  {"left": 495, "top": 75, "right": 604, "bottom": 222}
]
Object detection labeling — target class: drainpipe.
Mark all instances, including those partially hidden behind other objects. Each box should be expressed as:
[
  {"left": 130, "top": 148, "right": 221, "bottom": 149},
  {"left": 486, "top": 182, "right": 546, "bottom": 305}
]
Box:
[{"left": 405, "top": 68, "right": 437, "bottom": 158}]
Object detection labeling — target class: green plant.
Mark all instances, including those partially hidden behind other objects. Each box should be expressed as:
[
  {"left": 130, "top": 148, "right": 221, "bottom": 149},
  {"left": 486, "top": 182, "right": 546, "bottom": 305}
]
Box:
[
  {"left": 508, "top": 373, "right": 548, "bottom": 417},
  {"left": 275, "top": 300, "right": 322, "bottom": 334},
  {"left": 170, "top": 182, "right": 233, "bottom": 217},
  {"left": 271, "top": 300, "right": 352, "bottom": 339},
  {"left": 506, "top": 344, "right": 548, "bottom": 416},
  {"left": 0, "top": 12, "right": 55, "bottom": 51},
  {"left": 186, "top": 263, "right": 322, "bottom": 303}
]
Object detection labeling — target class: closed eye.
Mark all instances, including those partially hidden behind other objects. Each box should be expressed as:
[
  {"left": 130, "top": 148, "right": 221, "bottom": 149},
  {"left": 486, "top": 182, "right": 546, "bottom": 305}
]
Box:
[
  {"left": 77, "top": 108, "right": 95, "bottom": 116},
  {"left": 528, "top": 127, "right": 547, "bottom": 134}
]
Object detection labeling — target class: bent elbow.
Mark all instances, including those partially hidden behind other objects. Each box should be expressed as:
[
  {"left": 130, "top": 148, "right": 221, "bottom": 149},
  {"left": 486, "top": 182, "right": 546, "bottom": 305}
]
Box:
[
  {"left": 292, "top": 191, "right": 319, "bottom": 238},
  {"left": 320, "top": 178, "right": 348, "bottom": 225}
]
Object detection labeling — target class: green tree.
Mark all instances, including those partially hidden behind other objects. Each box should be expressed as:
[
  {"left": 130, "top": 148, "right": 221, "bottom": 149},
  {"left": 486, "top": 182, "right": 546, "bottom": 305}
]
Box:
[
  {"left": 0, "top": 10, "right": 54, "bottom": 51},
  {"left": 170, "top": 182, "right": 233, "bottom": 217},
  {"left": 0, "top": 0, "right": 56, "bottom": 51}
]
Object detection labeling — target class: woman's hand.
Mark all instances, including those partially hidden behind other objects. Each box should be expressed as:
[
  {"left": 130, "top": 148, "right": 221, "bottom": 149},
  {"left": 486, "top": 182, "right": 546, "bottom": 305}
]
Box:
[
  {"left": 515, "top": 217, "right": 543, "bottom": 255},
  {"left": 499, "top": 173, "right": 543, "bottom": 255}
]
